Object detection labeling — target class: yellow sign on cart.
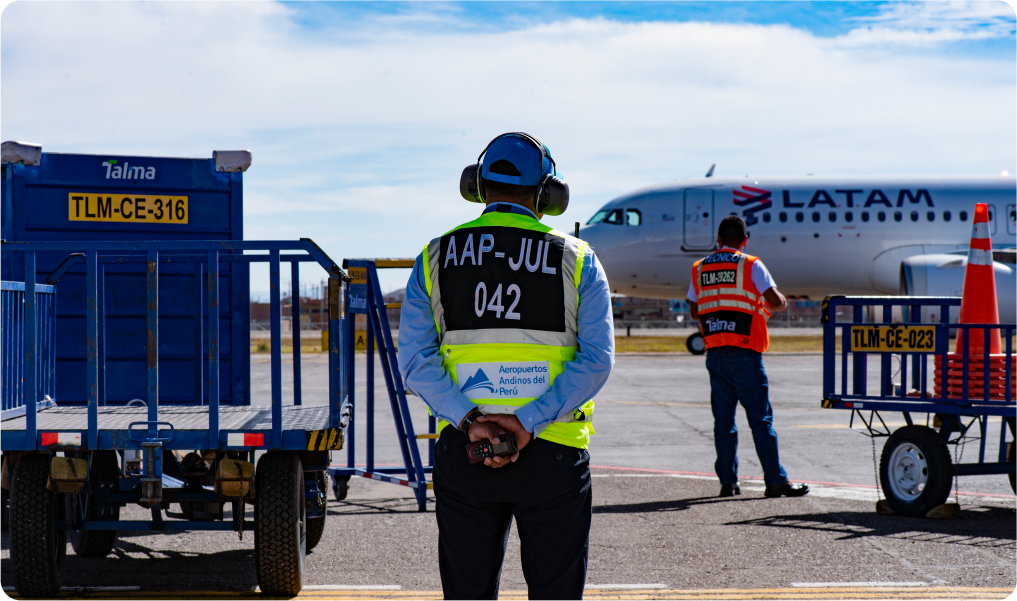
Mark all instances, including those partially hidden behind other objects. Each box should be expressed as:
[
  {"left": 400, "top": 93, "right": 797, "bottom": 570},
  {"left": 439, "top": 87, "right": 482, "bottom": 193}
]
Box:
[
  {"left": 850, "top": 325, "right": 936, "bottom": 352},
  {"left": 68, "top": 193, "right": 188, "bottom": 224}
]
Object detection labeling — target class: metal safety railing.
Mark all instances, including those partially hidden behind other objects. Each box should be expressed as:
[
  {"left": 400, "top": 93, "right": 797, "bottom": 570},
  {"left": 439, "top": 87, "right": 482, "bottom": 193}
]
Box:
[
  {"left": 1, "top": 280, "right": 57, "bottom": 420},
  {"left": 1, "top": 239, "right": 347, "bottom": 452},
  {"left": 330, "top": 258, "right": 435, "bottom": 512},
  {"left": 822, "top": 295, "right": 1015, "bottom": 413}
]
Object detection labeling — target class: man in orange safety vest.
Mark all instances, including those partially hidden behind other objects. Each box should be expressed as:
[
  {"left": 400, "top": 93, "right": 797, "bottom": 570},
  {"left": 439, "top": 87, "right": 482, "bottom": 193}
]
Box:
[{"left": 688, "top": 215, "right": 810, "bottom": 498}]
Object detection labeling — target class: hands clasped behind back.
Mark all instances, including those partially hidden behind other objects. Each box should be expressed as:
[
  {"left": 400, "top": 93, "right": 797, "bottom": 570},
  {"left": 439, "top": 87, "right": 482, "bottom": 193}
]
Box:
[{"left": 468, "top": 413, "right": 533, "bottom": 468}]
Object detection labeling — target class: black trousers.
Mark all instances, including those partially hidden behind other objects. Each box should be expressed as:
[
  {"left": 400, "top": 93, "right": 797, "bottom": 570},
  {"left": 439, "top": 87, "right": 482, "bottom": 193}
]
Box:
[{"left": 433, "top": 427, "right": 592, "bottom": 600}]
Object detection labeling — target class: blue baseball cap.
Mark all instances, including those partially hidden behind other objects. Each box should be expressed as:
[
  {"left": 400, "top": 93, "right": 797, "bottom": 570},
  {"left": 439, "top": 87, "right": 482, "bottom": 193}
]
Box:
[{"left": 480, "top": 134, "right": 558, "bottom": 186}]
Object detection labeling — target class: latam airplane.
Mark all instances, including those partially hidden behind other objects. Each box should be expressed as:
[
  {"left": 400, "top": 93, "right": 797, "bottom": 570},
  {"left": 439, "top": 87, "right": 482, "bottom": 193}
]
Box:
[{"left": 578, "top": 173, "right": 1017, "bottom": 325}]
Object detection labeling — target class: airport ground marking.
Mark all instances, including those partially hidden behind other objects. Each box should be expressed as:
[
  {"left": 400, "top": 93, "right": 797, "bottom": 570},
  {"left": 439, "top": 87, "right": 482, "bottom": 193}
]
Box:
[
  {"left": 13, "top": 587, "right": 1011, "bottom": 600},
  {"left": 596, "top": 399, "right": 821, "bottom": 411}
]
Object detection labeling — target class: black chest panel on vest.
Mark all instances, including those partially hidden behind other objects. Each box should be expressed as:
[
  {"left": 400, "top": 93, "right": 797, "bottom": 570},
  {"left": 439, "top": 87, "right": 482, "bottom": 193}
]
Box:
[{"left": 438, "top": 226, "right": 566, "bottom": 332}]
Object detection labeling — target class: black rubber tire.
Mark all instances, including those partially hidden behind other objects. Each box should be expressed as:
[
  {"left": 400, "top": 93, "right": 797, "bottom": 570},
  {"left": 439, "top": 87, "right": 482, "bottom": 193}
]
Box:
[
  {"left": 1007, "top": 418, "right": 1016, "bottom": 494},
  {"left": 332, "top": 475, "right": 350, "bottom": 501},
  {"left": 1008, "top": 441, "right": 1015, "bottom": 494},
  {"left": 68, "top": 451, "right": 120, "bottom": 557},
  {"left": 10, "top": 454, "right": 66, "bottom": 598},
  {"left": 686, "top": 332, "right": 706, "bottom": 355},
  {"left": 306, "top": 472, "right": 327, "bottom": 552},
  {"left": 255, "top": 452, "right": 306, "bottom": 596},
  {"left": 2, "top": 486, "right": 9, "bottom": 532},
  {"left": 2, "top": 453, "right": 9, "bottom": 531},
  {"left": 879, "top": 426, "right": 953, "bottom": 517}
]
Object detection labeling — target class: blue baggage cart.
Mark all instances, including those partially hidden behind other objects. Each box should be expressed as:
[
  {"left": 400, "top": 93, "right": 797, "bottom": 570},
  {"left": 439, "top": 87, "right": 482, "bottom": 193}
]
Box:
[
  {"left": 1, "top": 145, "right": 352, "bottom": 597},
  {"left": 820, "top": 295, "right": 1015, "bottom": 516},
  {"left": 1, "top": 142, "right": 251, "bottom": 408},
  {"left": 1, "top": 240, "right": 350, "bottom": 597}
]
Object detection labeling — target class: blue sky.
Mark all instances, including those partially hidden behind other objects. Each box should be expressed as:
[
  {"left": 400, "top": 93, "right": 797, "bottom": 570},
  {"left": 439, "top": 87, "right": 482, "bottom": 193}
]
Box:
[
  {"left": 286, "top": 1, "right": 889, "bottom": 32},
  {"left": 2, "top": 1, "right": 1015, "bottom": 296}
]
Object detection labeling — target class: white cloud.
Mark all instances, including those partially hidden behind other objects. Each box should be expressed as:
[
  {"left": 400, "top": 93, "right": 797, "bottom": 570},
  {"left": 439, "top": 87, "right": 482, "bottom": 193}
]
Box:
[
  {"left": 1, "top": 2, "right": 1014, "bottom": 291},
  {"left": 838, "top": 1, "right": 1015, "bottom": 46}
]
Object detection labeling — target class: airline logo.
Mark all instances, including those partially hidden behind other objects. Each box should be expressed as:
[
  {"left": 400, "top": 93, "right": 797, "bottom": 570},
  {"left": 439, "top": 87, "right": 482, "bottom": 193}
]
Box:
[
  {"left": 456, "top": 361, "right": 550, "bottom": 400},
  {"left": 733, "top": 186, "right": 772, "bottom": 225},
  {"left": 732, "top": 186, "right": 935, "bottom": 224},
  {"left": 101, "top": 159, "right": 156, "bottom": 180}
]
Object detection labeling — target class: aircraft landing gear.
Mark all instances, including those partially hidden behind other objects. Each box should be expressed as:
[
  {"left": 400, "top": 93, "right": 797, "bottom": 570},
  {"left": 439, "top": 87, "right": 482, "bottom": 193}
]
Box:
[{"left": 686, "top": 332, "right": 706, "bottom": 355}]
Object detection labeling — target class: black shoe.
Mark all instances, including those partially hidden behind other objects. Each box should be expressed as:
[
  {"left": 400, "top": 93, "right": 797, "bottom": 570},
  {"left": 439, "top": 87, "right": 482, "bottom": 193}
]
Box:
[
  {"left": 719, "top": 483, "right": 741, "bottom": 497},
  {"left": 764, "top": 481, "right": 809, "bottom": 498}
]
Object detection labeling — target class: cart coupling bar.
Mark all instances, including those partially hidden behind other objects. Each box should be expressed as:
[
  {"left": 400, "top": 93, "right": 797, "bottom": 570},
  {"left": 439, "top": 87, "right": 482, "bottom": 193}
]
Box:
[{"left": 128, "top": 421, "right": 175, "bottom": 442}]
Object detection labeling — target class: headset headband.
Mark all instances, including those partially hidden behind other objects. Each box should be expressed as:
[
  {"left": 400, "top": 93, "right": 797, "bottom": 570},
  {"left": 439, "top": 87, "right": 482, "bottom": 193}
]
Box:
[{"left": 476, "top": 132, "right": 556, "bottom": 176}]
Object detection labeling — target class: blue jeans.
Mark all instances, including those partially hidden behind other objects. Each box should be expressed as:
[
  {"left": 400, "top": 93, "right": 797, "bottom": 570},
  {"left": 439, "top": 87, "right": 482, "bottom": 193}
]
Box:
[{"left": 706, "top": 346, "right": 788, "bottom": 486}]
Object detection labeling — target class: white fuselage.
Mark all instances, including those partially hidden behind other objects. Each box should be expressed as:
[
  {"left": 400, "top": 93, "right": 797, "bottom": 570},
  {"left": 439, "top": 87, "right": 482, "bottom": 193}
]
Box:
[{"left": 579, "top": 175, "right": 1016, "bottom": 302}]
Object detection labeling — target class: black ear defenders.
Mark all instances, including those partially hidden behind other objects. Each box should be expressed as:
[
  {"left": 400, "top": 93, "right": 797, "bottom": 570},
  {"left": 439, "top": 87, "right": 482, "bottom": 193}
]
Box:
[{"left": 459, "top": 132, "right": 570, "bottom": 216}]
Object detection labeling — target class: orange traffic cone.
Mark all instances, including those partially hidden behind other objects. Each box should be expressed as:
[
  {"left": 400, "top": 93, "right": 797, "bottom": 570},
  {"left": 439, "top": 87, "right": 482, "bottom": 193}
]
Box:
[
  {"left": 954, "top": 202, "right": 1001, "bottom": 356},
  {"left": 933, "top": 203, "right": 1013, "bottom": 400}
]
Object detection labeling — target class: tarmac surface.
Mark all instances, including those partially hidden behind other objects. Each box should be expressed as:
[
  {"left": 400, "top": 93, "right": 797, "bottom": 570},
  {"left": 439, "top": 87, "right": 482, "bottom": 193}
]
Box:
[{"left": 2, "top": 352, "right": 1015, "bottom": 598}]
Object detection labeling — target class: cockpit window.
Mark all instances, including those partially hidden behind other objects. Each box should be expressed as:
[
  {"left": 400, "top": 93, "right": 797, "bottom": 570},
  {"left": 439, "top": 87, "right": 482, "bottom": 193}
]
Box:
[
  {"left": 586, "top": 210, "right": 608, "bottom": 225},
  {"left": 603, "top": 209, "right": 625, "bottom": 225},
  {"left": 626, "top": 209, "right": 642, "bottom": 226}
]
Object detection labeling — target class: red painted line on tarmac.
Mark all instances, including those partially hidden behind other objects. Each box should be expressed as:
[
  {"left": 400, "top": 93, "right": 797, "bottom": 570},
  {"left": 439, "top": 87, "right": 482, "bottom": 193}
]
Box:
[{"left": 590, "top": 465, "right": 1017, "bottom": 499}]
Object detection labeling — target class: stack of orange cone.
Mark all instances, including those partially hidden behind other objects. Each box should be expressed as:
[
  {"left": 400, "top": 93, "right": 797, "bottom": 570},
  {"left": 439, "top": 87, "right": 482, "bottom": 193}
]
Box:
[{"left": 933, "top": 203, "right": 1015, "bottom": 400}]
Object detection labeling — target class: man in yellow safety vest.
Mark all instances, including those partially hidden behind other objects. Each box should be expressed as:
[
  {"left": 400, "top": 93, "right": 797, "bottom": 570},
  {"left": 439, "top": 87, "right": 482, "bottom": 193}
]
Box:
[{"left": 399, "top": 132, "right": 614, "bottom": 599}]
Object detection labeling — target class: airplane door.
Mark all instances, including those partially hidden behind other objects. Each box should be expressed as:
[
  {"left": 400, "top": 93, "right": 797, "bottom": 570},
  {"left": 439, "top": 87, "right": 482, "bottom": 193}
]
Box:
[{"left": 683, "top": 189, "right": 715, "bottom": 250}]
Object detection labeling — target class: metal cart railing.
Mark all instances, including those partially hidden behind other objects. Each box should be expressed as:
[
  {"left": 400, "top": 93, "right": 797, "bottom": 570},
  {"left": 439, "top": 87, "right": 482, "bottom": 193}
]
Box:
[{"left": 1, "top": 238, "right": 350, "bottom": 597}]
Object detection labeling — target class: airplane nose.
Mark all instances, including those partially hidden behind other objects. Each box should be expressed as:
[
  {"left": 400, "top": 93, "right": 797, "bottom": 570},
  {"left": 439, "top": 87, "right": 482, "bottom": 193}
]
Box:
[
  {"left": 577, "top": 224, "right": 602, "bottom": 246},
  {"left": 577, "top": 224, "right": 616, "bottom": 254}
]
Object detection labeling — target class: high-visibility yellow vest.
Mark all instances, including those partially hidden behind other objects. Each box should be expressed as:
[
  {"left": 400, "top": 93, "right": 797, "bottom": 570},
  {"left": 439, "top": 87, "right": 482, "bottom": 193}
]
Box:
[
  {"left": 422, "top": 209, "right": 594, "bottom": 448},
  {"left": 691, "top": 250, "right": 771, "bottom": 353}
]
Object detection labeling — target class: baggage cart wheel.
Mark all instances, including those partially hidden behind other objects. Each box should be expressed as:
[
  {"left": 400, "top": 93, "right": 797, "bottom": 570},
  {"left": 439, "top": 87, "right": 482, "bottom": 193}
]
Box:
[
  {"left": 2, "top": 453, "right": 9, "bottom": 531},
  {"left": 255, "top": 452, "right": 306, "bottom": 596},
  {"left": 686, "top": 332, "right": 706, "bottom": 355},
  {"left": 879, "top": 426, "right": 952, "bottom": 517},
  {"left": 332, "top": 475, "right": 350, "bottom": 501},
  {"left": 306, "top": 472, "right": 328, "bottom": 552},
  {"left": 69, "top": 451, "right": 120, "bottom": 557},
  {"left": 1008, "top": 442, "right": 1015, "bottom": 494},
  {"left": 10, "top": 454, "right": 67, "bottom": 598},
  {"left": 2, "top": 487, "right": 9, "bottom": 531}
]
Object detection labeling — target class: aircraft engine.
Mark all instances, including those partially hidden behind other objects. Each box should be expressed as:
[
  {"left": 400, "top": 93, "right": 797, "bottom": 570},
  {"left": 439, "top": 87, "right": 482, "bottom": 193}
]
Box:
[{"left": 900, "top": 251, "right": 1016, "bottom": 324}]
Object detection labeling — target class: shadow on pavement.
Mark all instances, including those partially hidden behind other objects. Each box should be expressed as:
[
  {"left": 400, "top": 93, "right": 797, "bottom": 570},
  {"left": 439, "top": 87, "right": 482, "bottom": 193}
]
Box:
[
  {"left": 728, "top": 506, "right": 1017, "bottom": 549},
  {"left": 327, "top": 497, "right": 436, "bottom": 516},
  {"left": 1, "top": 537, "right": 259, "bottom": 592}
]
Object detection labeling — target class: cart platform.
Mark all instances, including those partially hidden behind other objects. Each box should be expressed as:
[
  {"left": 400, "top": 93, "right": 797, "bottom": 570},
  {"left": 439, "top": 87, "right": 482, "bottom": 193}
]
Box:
[{"left": 1, "top": 405, "right": 330, "bottom": 450}]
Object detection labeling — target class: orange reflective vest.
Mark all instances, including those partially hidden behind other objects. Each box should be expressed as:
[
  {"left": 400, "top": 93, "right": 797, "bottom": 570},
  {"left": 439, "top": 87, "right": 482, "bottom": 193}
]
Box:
[{"left": 692, "top": 250, "right": 771, "bottom": 353}]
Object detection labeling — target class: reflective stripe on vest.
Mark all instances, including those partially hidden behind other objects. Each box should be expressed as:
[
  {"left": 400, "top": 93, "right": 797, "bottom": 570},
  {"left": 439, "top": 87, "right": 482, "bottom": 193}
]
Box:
[
  {"left": 421, "top": 210, "right": 594, "bottom": 448},
  {"left": 693, "top": 250, "right": 770, "bottom": 353}
]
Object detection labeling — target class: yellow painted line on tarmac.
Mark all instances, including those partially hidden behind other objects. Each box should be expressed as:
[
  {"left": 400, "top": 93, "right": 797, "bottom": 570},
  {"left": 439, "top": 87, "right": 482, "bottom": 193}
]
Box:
[{"left": 17, "top": 587, "right": 1011, "bottom": 600}]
